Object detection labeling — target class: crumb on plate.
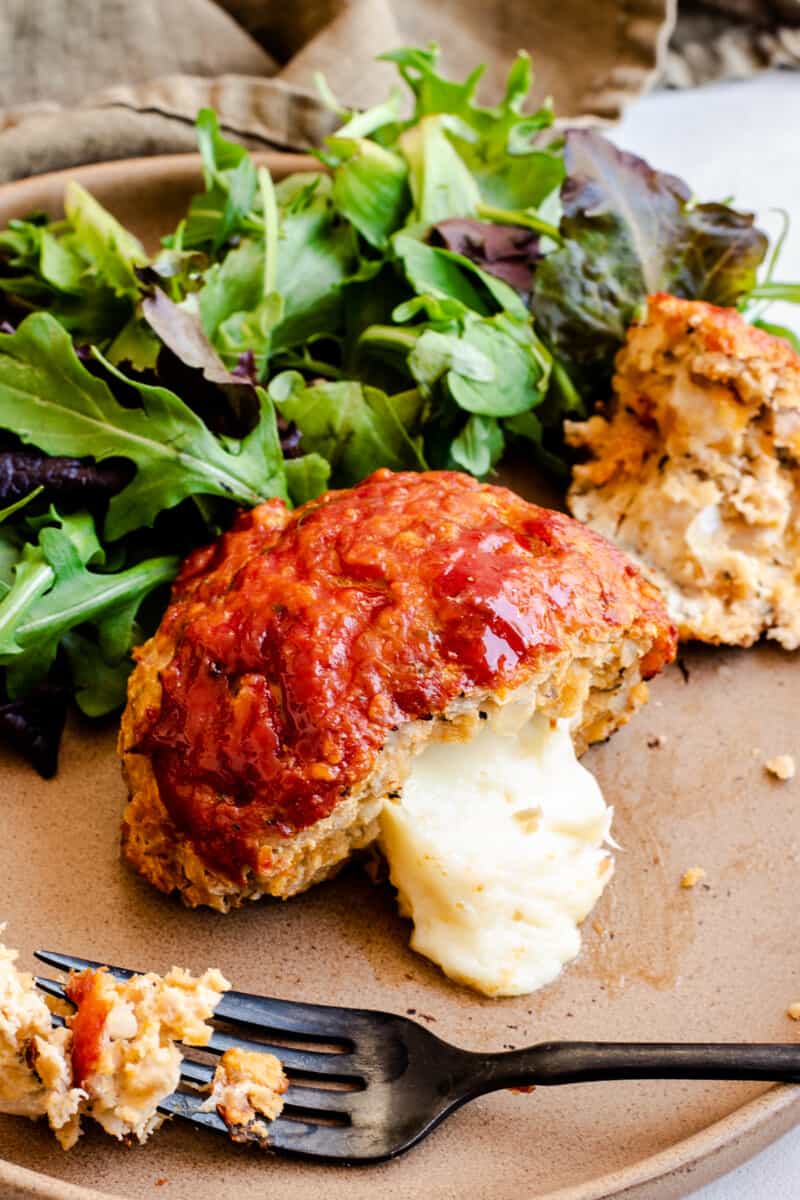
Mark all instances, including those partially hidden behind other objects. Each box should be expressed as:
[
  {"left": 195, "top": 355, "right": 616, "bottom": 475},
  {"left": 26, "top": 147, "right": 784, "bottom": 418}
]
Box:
[
  {"left": 765, "top": 754, "right": 795, "bottom": 781},
  {"left": 680, "top": 867, "right": 707, "bottom": 889}
]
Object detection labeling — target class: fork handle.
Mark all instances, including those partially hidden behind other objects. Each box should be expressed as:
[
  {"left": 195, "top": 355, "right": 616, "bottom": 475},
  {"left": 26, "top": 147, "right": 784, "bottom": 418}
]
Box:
[{"left": 466, "top": 1042, "right": 800, "bottom": 1095}]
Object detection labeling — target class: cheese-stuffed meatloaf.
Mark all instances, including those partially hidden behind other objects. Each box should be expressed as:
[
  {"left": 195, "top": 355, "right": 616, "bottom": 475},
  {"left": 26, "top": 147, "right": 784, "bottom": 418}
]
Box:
[
  {"left": 567, "top": 294, "right": 800, "bottom": 647},
  {"left": 120, "top": 469, "right": 675, "bottom": 913}
]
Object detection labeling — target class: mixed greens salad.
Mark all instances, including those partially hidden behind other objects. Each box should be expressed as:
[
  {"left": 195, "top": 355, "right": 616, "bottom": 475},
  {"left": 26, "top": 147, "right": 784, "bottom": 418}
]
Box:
[{"left": 0, "top": 45, "right": 794, "bottom": 775}]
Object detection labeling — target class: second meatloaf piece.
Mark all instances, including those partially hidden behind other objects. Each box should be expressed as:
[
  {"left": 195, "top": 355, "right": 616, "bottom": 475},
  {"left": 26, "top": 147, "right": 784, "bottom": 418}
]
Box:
[
  {"left": 567, "top": 293, "right": 800, "bottom": 647},
  {"left": 120, "top": 469, "right": 675, "bottom": 911}
]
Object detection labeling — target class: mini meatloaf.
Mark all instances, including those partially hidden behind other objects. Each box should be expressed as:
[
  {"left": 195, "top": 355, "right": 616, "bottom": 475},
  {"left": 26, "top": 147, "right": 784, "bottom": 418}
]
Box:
[
  {"left": 120, "top": 469, "right": 675, "bottom": 910},
  {"left": 567, "top": 293, "right": 800, "bottom": 647}
]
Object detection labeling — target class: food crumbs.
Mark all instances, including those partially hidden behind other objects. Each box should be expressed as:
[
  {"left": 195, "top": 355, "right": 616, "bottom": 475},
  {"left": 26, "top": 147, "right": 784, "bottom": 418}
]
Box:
[
  {"left": 592, "top": 920, "right": 605, "bottom": 936},
  {"left": 765, "top": 755, "right": 795, "bottom": 781},
  {"left": 681, "top": 867, "right": 706, "bottom": 889},
  {"left": 787, "top": 1002, "right": 800, "bottom": 1021},
  {"left": 647, "top": 734, "right": 667, "bottom": 749}
]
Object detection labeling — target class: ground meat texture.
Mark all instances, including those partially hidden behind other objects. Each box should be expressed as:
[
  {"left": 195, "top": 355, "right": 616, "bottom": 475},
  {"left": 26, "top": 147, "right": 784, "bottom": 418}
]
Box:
[{"left": 566, "top": 293, "right": 800, "bottom": 648}]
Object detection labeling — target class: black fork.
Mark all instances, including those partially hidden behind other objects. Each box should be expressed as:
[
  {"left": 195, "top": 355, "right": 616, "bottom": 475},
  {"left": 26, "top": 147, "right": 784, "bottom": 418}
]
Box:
[{"left": 35, "top": 951, "right": 800, "bottom": 1165}]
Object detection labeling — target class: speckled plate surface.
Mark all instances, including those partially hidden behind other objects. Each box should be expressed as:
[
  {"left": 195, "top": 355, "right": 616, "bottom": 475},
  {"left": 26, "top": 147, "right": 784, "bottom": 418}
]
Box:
[{"left": 0, "top": 157, "right": 798, "bottom": 1200}]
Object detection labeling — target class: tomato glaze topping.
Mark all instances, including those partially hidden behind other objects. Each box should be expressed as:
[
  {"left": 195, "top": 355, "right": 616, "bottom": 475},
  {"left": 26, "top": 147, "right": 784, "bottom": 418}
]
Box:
[
  {"left": 133, "top": 470, "right": 675, "bottom": 877},
  {"left": 65, "top": 970, "right": 112, "bottom": 1089}
]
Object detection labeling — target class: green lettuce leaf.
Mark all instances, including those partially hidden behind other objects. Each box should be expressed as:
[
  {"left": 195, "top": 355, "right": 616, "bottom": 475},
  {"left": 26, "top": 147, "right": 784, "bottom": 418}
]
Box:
[
  {"left": 531, "top": 130, "right": 769, "bottom": 379},
  {"left": 198, "top": 174, "right": 361, "bottom": 371},
  {"left": 284, "top": 453, "right": 332, "bottom": 505},
  {"left": 62, "top": 629, "right": 133, "bottom": 718},
  {"left": 450, "top": 414, "right": 504, "bottom": 475},
  {"left": 324, "top": 136, "right": 409, "bottom": 247},
  {"left": 269, "top": 371, "right": 426, "bottom": 485},
  {"left": 0, "top": 313, "right": 288, "bottom": 539}
]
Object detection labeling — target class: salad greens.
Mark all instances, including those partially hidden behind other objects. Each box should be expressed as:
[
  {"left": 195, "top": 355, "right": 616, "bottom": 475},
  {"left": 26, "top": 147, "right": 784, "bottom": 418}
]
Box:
[{"left": 0, "top": 43, "right": 791, "bottom": 775}]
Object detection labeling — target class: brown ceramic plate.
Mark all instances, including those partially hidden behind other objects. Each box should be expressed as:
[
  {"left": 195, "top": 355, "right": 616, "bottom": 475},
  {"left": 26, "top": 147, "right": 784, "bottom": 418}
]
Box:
[{"left": 1, "top": 157, "right": 798, "bottom": 1200}]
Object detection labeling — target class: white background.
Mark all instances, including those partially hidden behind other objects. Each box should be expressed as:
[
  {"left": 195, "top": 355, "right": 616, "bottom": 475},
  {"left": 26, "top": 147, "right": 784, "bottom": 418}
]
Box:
[{"left": 613, "top": 70, "right": 800, "bottom": 1199}]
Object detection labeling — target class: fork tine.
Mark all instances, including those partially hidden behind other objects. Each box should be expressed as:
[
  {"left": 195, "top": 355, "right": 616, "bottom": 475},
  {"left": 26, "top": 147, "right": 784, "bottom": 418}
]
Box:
[
  {"left": 34, "top": 976, "right": 71, "bottom": 1002},
  {"left": 158, "top": 1090, "right": 354, "bottom": 1159},
  {"left": 177, "top": 1059, "right": 212, "bottom": 1087},
  {"left": 35, "top": 974, "right": 363, "bottom": 1084},
  {"left": 214, "top": 990, "right": 356, "bottom": 1041},
  {"left": 35, "top": 951, "right": 361, "bottom": 1042},
  {"left": 157, "top": 1090, "right": 227, "bottom": 1133},
  {"left": 178, "top": 1057, "right": 355, "bottom": 1117},
  {"left": 35, "top": 951, "right": 125, "bottom": 977},
  {"left": 204, "top": 1029, "right": 361, "bottom": 1081},
  {"left": 266, "top": 1116, "right": 356, "bottom": 1160},
  {"left": 282, "top": 1086, "right": 356, "bottom": 1115}
]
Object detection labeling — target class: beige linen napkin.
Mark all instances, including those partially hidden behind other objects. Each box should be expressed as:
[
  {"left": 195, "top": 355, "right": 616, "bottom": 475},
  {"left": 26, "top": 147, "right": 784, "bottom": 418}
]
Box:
[
  {"left": 0, "top": 0, "right": 674, "bottom": 181},
  {"left": 0, "top": 0, "right": 796, "bottom": 182}
]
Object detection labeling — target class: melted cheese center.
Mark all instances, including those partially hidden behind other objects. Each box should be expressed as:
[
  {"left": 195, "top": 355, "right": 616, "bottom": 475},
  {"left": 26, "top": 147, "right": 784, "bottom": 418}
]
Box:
[{"left": 379, "top": 708, "right": 613, "bottom": 997}]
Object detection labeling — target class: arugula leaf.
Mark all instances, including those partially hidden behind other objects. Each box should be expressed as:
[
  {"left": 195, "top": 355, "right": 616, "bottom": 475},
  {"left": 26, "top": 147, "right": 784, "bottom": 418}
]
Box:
[
  {"left": 0, "top": 314, "right": 288, "bottom": 539},
  {"left": 530, "top": 130, "right": 768, "bottom": 379},
  {"left": 0, "top": 486, "right": 43, "bottom": 525},
  {"left": 269, "top": 371, "right": 425, "bottom": 485},
  {"left": 106, "top": 316, "right": 161, "bottom": 370},
  {"left": 0, "top": 524, "right": 177, "bottom": 696}
]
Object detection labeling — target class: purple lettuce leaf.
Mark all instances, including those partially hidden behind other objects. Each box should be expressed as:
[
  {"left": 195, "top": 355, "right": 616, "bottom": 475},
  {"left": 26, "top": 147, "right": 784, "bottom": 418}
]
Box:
[{"left": 430, "top": 219, "right": 541, "bottom": 296}]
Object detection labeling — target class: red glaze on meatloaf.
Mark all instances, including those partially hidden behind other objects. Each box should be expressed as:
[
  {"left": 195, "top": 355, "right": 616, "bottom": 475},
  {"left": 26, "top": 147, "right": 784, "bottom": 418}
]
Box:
[{"left": 123, "top": 470, "right": 675, "bottom": 889}]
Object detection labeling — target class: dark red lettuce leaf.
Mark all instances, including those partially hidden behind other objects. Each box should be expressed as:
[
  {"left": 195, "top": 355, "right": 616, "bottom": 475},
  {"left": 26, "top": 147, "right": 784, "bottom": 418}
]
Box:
[
  {"left": 0, "top": 669, "right": 71, "bottom": 778},
  {"left": 430, "top": 219, "right": 541, "bottom": 295},
  {"left": 142, "top": 288, "right": 302, "bottom": 454},
  {"left": 0, "top": 448, "right": 132, "bottom": 506},
  {"left": 530, "top": 130, "right": 768, "bottom": 382}
]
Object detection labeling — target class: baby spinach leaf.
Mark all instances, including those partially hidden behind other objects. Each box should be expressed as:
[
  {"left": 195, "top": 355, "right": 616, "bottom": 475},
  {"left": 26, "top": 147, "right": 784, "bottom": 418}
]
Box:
[{"left": 450, "top": 414, "right": 504, "bottom": 476}]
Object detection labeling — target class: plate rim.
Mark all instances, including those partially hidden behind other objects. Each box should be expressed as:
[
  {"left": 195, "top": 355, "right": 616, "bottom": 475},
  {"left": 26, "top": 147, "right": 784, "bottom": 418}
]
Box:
[
  {"left": 2, "top": 1080, "right": 797, "bottom": 1200},
  {"left": 0, "top": 152, "right": 797, "bottom": 1200}
]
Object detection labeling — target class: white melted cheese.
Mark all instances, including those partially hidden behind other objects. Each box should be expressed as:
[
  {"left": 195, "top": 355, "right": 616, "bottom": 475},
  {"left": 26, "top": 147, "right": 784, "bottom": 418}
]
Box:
[{"left": 379, "top": 708, "right": 614, "bottom": 997}]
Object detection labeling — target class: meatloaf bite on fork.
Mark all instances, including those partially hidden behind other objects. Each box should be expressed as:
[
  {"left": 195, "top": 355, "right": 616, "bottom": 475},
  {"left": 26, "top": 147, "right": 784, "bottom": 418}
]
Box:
[{"left": 119, "top": 469, "right": 675, "bottom": 912}]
